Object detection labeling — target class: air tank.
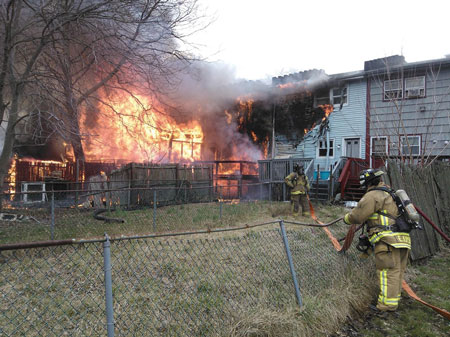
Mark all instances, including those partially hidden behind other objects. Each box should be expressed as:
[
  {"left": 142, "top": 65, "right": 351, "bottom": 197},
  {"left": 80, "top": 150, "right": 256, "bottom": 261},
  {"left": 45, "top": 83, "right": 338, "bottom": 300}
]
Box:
[{"left": 395, "top": 189, "right": 420, "bottom": 223}]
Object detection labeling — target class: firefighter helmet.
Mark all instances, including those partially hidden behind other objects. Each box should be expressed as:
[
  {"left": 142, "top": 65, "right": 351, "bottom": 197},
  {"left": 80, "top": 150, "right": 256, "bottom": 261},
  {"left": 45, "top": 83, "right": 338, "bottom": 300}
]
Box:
[
  {"left": 359, "top": 168, "right": 384, "bottom": 186},
  {"left": 293, "top": 163, "right": 304, "bottom": 173}
]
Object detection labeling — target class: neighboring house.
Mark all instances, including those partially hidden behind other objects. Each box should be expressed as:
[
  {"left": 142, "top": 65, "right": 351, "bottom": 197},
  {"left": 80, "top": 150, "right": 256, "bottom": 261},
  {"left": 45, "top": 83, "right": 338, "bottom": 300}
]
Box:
[
  {"left": 262, "top": 55, "right": 450, "bottom": 200},
  {"left": 365, "top": 55, "right": 450, "bottom": 167},
  {"left": 295, "top": 70, "right": 367, "bottom": 179}
]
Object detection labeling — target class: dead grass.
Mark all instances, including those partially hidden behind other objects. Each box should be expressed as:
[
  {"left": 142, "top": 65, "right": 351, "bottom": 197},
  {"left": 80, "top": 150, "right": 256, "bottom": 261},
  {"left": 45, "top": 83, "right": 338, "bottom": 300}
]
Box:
[
  {"left": 1, "top": 201, "right": 382, "bottom": 336},
  {"left": 227, "top": 263, "right": 377, "bottom": 337}
]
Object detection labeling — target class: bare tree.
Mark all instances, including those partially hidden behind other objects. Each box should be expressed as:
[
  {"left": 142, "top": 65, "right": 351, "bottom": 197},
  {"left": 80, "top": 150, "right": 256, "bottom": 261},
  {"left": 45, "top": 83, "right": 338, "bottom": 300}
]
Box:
[
  {"left": 367, "top": 57, "right": 450, "bottom": 168},
  {"left": 0, "top": 0, "right": 205, "bottom": 187}
]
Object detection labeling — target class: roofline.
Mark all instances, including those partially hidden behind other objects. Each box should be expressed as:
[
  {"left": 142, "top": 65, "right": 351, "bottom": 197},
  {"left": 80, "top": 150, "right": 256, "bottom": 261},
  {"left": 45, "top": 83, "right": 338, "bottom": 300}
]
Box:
[
  {"left": 365, "top": 56, "right": 450, "bottom": 76},
  {"left": 329, "top": 70, "right": 365, "bottom": 81}
]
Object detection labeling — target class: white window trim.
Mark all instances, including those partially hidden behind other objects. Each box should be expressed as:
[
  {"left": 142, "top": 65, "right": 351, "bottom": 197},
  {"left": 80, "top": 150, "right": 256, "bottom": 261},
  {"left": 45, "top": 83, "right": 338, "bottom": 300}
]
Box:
[
  {"left": 370, "top": 136, "right": 388, "bottom": 167},
  {"left": 342, "top": 137, "right": 362, "bottom": 158},
  {"left": 317, "top": 138, "right": 335, "bottom": 158},
  {"left": 400, "top": 135, "right": 421, "bottom": 156},
  {"left": 21, "top": 182, "right": 47, "bottom": 203},
  {"left": 330, "top": 84, "right": 349, "bottom": 108}
]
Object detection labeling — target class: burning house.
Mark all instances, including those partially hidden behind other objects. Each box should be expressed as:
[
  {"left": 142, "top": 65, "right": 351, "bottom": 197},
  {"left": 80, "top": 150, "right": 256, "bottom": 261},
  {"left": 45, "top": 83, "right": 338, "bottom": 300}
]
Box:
[{"left": 5, "top": 65, "right": 343, "bottom": 204}]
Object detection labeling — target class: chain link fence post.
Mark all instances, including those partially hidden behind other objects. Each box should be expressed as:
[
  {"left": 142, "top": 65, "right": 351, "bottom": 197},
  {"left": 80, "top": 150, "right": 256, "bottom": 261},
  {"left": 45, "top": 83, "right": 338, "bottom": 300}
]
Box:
[
  {"left": 153, "top": 189, "right": 157, "bottom": 231},
  {"left": 219, "top": 189, "right": 223, "bottom": 220},
  {"left": 269, "top": 182, "right": 272, "bottom": 205},
  {"left": 279, "top": 220, "right": 302, "bottom": 307},
  {"left": 51, "top": 192, "right": 55, "bottom": 240},
  {"left": 103, "top": 234, "right": 115, "bottom": 337}
]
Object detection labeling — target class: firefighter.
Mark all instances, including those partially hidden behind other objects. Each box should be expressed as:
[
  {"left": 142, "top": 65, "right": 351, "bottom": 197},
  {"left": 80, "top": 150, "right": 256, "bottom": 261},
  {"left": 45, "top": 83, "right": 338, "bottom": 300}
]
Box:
[
  {"left": 343, "top": 168, "right": 411, "bottom": 313},
  {"left": 285, "top": 163, "right": 310, "bottom": 216}
]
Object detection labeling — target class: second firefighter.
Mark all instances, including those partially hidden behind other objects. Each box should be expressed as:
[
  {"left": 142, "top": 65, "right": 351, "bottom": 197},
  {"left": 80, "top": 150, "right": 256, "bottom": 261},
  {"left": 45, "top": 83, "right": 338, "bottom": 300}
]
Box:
[{"left": 285, "top": 163, "right": 310, "bottom": 217}]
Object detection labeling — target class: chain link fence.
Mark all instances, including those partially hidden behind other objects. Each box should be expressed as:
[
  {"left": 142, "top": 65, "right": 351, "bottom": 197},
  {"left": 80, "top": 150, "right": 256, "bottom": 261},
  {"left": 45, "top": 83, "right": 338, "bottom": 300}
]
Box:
[
  {"left": 0, "top": 183, "right": 279, "bottom": 245},
  {"left": 0, "top": 222, "right": 369, "bottom": 337}
]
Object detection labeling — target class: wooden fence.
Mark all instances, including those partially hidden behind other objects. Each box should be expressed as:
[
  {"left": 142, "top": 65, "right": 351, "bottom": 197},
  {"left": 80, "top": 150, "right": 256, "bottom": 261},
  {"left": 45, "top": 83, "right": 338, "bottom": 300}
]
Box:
[
  {"left": 108, "top": 163, "right": 213, "bottom": 206},
  {"left": 385, "top": 160, "right": 449, "bottom": 261}
]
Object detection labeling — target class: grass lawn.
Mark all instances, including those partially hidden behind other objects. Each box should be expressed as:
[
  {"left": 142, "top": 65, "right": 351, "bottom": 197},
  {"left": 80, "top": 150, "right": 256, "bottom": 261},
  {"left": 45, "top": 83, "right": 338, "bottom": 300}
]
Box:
[
  {"left": 1, "top": 200, "right": 448, "bottom": 336},
  {"left": 334, "top": 244, "right": 450, "bottom": 337}
]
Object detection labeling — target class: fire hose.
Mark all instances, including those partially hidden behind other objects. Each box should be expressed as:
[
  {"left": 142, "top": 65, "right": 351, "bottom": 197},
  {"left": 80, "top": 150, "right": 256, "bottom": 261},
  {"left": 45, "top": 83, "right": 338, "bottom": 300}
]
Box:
[
  {"left": 300, "top": 196, "right": 450, "bottom": 320},
  {"left": 414, "top": 204, "right": 450, "bottom": 243},
  {"left": 93, "top": 209, "right": 125, "bottom": 223}
]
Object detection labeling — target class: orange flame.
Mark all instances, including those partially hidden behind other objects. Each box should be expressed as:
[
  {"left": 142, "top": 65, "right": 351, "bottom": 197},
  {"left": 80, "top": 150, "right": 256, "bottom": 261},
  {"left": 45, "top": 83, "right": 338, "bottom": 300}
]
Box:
[
  {"left": 224, "top": 110, "right": 233, "bottom": 124},
  {"left": 62, "top": 142, "right": 74, "bottom": 162},
  {"left": 8, "top": 155, "right": 17, "bottom": 197},
  {"left": 304, "top": 104, "right": 334, "bottom": 135},
  {"left": 251, "top": 131, "right": 258, "bottom": 142},
  {"left": 262, "top": 135, "right": 269, "bottom": 159},
  {"left": 81, "top": 93, "right": 203, "bottom": 163},
  {"left": 238, "top": 97, "right": 253, "bottom": 121},
  {"left": 319, "top": 104, "right": 333, "bottom": 120}
]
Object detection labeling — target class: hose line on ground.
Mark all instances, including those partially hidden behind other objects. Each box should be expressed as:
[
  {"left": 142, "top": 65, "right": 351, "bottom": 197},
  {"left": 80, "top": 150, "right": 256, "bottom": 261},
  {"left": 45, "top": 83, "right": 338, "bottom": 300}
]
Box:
[{"left": 306, "top": 200, "right": 450, "bottom": 321}]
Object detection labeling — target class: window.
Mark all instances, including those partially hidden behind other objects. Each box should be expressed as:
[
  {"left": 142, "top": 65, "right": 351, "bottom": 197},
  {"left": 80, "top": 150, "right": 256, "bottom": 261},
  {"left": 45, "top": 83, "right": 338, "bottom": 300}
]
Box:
[
  {"left": 371, "top": 137, "right": 388, "bottom": 156},
  {"left": 331, "top": 86, "right": 348, "bottom": 106},
  {"left": 314, "top": 86, "right": 348, "bottom": 107},
  {"left": 384, "top": 79, "right": 403, "bottom": 100},
  {"left": 371, "top": 137, "right": 388, "bottom": 167},
  {"left": 400, "top": 136, "right": 421, "bottom": 156},
  {"left": 318, "top": 139, "right": 334, "bottom": 157},
  {"left": 314, "top": 88, "right": 330, "bottom": 106},
  {"left": 405, "top": 76, "right": 425, "bottom": 98},
  {"left": 384, "top": 76, "right": 426, "bottom": 100}
]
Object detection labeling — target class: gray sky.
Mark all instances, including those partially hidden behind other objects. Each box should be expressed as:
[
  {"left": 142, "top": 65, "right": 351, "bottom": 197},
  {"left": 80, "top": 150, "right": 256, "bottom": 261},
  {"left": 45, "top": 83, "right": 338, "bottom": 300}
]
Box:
[{"left": 189, "top": 0, "right": 450, "bottom": 81}]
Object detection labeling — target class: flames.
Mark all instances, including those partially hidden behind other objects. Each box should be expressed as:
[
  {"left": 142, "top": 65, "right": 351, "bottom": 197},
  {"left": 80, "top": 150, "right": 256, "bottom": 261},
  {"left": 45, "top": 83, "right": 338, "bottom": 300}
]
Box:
[
  {"left": 81, "top": 93, "right": 203, "bottom": 163},
  {"left": 304, "top": 104, "right": 334, "bottom": 134},
  {"left": 7, "top": 155, "right": 17, "bottom": 196},
  {"left": 319, "top": 104, "right": 333, "bottom": 119}
]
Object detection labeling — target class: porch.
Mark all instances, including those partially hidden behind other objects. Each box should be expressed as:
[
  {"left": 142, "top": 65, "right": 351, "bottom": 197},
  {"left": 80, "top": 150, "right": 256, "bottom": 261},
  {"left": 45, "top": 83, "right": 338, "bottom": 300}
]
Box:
[{"left": 258, "top": 157, "right": 370, "bottom": 202}]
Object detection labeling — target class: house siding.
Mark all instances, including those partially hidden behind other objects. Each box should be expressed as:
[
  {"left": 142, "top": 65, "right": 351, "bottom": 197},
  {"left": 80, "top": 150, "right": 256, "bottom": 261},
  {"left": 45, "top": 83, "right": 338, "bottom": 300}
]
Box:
[
  {"left": 369, "top": 64, "right": 450, "bottom": 158},
  {"left": 297, "top": 78, "right": 367, "bottom": 172}
]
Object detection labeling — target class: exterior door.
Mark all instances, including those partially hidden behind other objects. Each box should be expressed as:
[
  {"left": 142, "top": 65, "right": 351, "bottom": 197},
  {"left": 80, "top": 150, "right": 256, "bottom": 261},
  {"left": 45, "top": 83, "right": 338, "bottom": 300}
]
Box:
[{"left": 345, "top": 138, "right": 360, "bottom": 158}]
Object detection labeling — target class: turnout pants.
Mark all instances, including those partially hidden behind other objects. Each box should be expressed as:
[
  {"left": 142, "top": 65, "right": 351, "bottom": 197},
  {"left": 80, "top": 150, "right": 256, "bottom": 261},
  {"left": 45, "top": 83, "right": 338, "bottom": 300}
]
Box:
[
  {"left": 374, "top": 241, "right": 409, "bottom": 311},
  {"left": 291, "top": 193, "right": 310, "bottom": 216}
]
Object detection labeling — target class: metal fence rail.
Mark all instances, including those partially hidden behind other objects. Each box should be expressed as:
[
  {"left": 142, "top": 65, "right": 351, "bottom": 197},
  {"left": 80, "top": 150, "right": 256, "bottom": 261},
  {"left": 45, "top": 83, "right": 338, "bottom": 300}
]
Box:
[
  {"left": 0, "top": 183, "right": 277, "bottom": 245},
  {"left": 0, "top": 223, "right": 368, "bottom": 337}
]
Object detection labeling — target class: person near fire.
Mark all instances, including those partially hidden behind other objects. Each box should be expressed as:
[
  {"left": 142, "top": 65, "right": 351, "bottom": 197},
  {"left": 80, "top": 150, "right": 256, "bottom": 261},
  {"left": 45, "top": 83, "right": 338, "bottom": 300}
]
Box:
[
  {"left": 343, "top": 168, "right": 411, "bottom": 314},
  {"left": 284, "top": 163, "right": 310, "bottom": 217}
]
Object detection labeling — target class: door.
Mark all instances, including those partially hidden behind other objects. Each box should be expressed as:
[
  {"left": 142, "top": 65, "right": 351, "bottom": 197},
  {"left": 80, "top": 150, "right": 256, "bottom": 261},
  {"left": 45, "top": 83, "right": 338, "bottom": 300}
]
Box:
[{"left": 345, "top": 138, "right": 360, "bottom": 158}]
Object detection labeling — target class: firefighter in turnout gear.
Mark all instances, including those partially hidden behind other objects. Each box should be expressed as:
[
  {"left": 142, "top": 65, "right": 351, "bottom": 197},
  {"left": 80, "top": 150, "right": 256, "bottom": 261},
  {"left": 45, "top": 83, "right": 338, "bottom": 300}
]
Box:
[
  {"left": 285, "top": 163, "right": 310, "bottom": 216},
  {"left": 343, "top": 168, "right": 411, "bottom": 313}
]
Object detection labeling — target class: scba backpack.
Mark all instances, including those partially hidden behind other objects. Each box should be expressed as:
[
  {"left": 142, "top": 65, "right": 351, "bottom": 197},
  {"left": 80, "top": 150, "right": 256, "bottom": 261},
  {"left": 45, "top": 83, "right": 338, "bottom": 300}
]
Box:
[{"left": 372, "top": 187, "right": 421, "bottom": 233}]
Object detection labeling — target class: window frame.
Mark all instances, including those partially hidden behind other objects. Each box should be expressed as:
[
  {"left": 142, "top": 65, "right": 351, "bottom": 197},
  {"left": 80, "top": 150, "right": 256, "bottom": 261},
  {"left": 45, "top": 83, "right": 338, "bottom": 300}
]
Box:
[
  {"left": 400, "top": 135, "right": 421, "bottom": 156},
  {"left": 404, "top": 76, "right": 426, "bottom": 98},
  {"left": 370, "top": 136, "right": 388, "bottom": 156},
  {"left": 314, "top": 88, "right": 331, "bottom": 107},
  {"left": 383, "top": 79, "right": 403, "bottom": 100},
  {"left": 313, "top": 84, "right": 349, "bottom": 108},
  {"left": 331, "top": 85, "right": 348, "bottom": 107},
  {"left": 383, "top": 76, "right": 426, "bottom": 101},
  {"left": 317, "top": 138, "right": 335, "bottom": 158}
]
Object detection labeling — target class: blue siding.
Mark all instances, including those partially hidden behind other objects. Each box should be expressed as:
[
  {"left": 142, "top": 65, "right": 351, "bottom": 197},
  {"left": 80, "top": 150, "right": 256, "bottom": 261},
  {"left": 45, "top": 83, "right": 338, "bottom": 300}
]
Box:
[
  {"left": 369, "top": 66, "right": 450, "bottom": 158},
  {"left": 296, "top": 78, "right": 367, "bottom": 173}
]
